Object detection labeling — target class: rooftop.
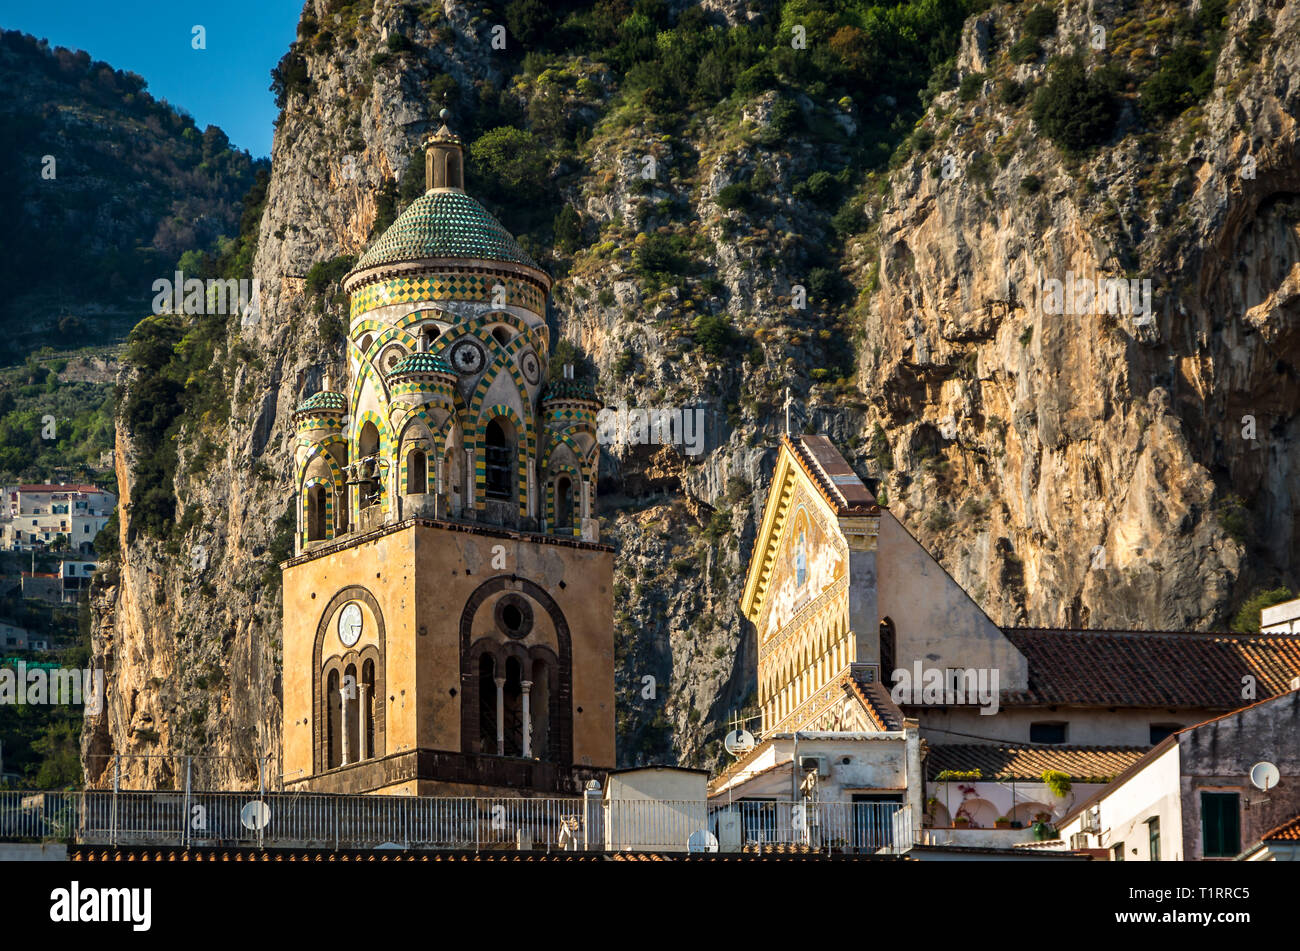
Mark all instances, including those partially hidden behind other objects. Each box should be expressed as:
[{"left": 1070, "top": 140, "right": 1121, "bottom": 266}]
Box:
[
  {"left": 926, "top": 744, "right": 1148, "bottom": 783},
  {"left": 1000, "top": 627, "right": 1300, "bottom": 707},
  {"left": 353, "top": 190, "right": 541, "bottom": 272},
  {"left": 785, "top": 435, "right": 878, "bottom": 515}
]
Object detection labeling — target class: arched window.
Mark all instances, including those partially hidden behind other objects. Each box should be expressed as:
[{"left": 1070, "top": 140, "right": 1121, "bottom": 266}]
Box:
[
  {"left": 484, "top": 419, "right": 514, "bottom": 501},
  {"left": 361, "top": 659, "right": 376, "bottom": 760},
  {"left": 503, "top": 656, "right": 523, "bottom": 756},
  {"left": 556, "top": 477, "right": 572, "bottom": 530},
  {"left": 306, "top": 484, "right": 328, "bottom": 541},
  {"left": 407, "top": 449, "right": 427, "bottom": 494},
  {"left": 326, "top": 669, "right": 341, "bottom": 769},
  {"left": 343, "top": 663, "right": 359, "bottom": 765},
  {"left": 358, "top": 422, "right": 381, "bottom": 510},
  {"left": 880, "top": 617, "right": 896, "bottom": 683},
  {"left": 359, "top": 334, "right": 373, "bottom": 355},
  {"left": 531, "top": 658, "right": 550, "bottom": 760},
  {"left": 492, "top": 325, "right": 511, "bottom": 346},
  {"left": 478, "top": 654, "right": 497, "bottom": 755}
]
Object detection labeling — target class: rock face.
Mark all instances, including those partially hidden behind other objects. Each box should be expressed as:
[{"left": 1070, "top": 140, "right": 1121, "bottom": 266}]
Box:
[{"left": 86, "top": 0, "right": 1300, "bottom": 787}]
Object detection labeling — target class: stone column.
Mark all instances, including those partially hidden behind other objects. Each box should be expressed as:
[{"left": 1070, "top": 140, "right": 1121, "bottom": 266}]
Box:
[
  {"left": 357, "top": 683, "right": 369, "bottom": 760},
  {"left": 580, "top": 479, "right": 590, "bottom": 519},
  {"left": 494, "top": 676, "right": 506, "bottom": 755},
  {"left": 465, "top": 448, "right": 475, "bottom": 510},
  {"left": 527, "top": 460, "right": 536, "bottom": 518},
  {"left": 521, "top": 680, "right": 533, "bottom": 758},
  {"left": 339, "top": 686, "right": 351, "bottom": 767}
]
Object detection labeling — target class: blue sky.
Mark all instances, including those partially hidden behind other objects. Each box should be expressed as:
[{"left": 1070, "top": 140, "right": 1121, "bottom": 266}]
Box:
[{"left": 1, "top": 0, "right": 303, "bottom": 158}]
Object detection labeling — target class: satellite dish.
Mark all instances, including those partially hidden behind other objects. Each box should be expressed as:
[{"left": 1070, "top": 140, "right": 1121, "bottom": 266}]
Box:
[
  {"left": 687, "top": 830, "right": 718, "bottom": 853},
  {"left": 724, "top": 729, "right": 756, "bottom": 756},
  {"left": 239, "top": 800, "right": 271, "bottom": 831},
  {"left": 1250, "top": 761, "right": 1280, "bottom": 791}
]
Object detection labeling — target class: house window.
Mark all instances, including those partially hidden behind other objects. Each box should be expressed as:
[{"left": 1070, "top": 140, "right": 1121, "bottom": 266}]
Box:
[
  {"left": 1147, "top": 817, "right": 1161, "bottom": 861},
  {"left": 1112, "top": 842, "right": 1124, "bottom": 861},
  {"left": 1149, "top": 723, "right": 1181, "bottom": 744},
  {"left": 1030, "top": 721, "right": 1068, "bottom": 744},
  {"left": 1201, "top": 792, "right": 1241, "bottom": 858}
]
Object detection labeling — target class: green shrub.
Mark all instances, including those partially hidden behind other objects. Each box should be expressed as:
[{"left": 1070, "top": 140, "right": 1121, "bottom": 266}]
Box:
[
  {"left": 997, "top": 78, "right": 1026, "bottom": 105},
  {"left": 1009, "top": 36, "right": 1040, "bottom": 63},
  {"left": 1020, "top": 174, "right": 1042, "bottom": 194},
  {"left": 1231, "top": 587, "right": 1294, "bottom": 633},
  {"left": 793, "top": 169, "right": 848, "bottom": 207},
  {"left": 1140, "top": 45, "right": 1214, "bottom": 120},
  {"left": 1031, "top": 55, "right": 1122, "bottom": 154},
  {"left": 469, "top": 126, "right": 549, "bottom": 201},
  {"left": 692, "top": 313, "right": 735, "bottom": 358},
  {"left": 958, "top": 72, "right": 985, "bottom": 102},
  {"left": 715, "top": 182, "right": 754, "bottom": 210},
  {"left": 636, "top": 233, "right": 690, "bottom": 276},
  {"left": 1022, "top": 5, "right": 1058, "bottom": 40}
]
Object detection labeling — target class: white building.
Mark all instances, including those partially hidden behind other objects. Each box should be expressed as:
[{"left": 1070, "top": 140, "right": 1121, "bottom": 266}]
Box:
[
  {"left": 1, "top": 484, "right": 115, "bottom": 553},
  {"left": 1262, "top": 598, "right": 1300, "bottom": 634}
]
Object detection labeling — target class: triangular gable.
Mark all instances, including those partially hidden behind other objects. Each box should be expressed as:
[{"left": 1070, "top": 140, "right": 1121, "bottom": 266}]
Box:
[{"left": 741, "top": 439, "right": 847, "bottom": 628}]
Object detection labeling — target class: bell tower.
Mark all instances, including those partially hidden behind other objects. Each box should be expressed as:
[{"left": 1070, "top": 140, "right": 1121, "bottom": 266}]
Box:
[{"left": 280, "top": 112, "right": 615, "bottom": 797}]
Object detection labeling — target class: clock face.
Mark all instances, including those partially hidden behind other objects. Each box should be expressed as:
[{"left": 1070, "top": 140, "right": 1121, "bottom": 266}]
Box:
[
  {"left": 449, "top": 339, "right": 486, "bottom": 375},
  {"left": 338, "top": 602, "right": 363, "bottom": 647}
]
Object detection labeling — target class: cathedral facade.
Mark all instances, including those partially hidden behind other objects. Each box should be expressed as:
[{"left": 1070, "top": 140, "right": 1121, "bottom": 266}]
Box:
[{"left": 280, "top": 118, "right": 615, "bottom": 796}]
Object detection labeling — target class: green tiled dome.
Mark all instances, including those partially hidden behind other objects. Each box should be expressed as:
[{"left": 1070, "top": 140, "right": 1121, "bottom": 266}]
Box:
[
  {"left": 355, "top": 191, "right": 540, "bottom": 270},
  {"left": 295, "top": 391, "right": 347, "bottom": 413},
  {"left": 544, "top": 378, "right": 599, "bottom": 402},
  {"left": 387, "top": 352, "right": 455, "bottom": 377}
]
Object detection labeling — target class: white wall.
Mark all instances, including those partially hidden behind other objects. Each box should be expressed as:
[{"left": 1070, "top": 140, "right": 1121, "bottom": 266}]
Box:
[{"left": 1057, "top": 744, "right": 1183, "bottom": 860}]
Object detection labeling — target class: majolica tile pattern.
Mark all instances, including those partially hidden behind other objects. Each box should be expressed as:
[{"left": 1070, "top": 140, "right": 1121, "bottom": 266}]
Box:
[
  {"left": 293, "top": 167, "right": 600, "bottom": 548},
  {"left": 355, "top": 191, "right": 542, "bottom": 271},
  {"left": 349, "top": 272, "right": 547, "bottom": 320}
]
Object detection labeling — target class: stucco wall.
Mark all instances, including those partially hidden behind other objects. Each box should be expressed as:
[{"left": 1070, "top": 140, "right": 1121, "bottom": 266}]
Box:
[
  {"left": 1178, "top": 690, "right": 1300, "bottom": 860},
  {"left": 877, "top": 512, "right": 1028, "bottom": 688},
  {"left": 921, "top": 707, "right": 1207, "bottom": 746},
  {"left": 1057, "top": 743, "right": 1183, "bottom": 860},
  {"left": 282, "top": 521, "right": 615, "bottom": 792}
]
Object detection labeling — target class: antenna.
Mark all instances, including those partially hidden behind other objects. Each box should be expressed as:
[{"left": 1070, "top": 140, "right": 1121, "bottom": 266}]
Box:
[{"left": 1250, "top": 761, "right": 1280, "bottom": 792}]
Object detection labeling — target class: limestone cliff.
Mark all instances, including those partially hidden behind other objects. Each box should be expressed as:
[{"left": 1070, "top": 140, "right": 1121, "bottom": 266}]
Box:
[{"left": 86, "top": 0, "right": 1300, "bottom": 786}]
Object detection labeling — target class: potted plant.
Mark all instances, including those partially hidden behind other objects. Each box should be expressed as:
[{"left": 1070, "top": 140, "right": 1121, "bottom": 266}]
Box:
[
  {"left": 994, "top": 816, "right": 1012, "bottom": 829},
  {"left": 953, "top": 814, "right": 971, "bottom": 828}
]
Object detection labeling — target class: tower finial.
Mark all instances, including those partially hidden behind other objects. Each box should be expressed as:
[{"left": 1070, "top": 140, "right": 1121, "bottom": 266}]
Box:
[{"left": 422, "top": 100, "right": 464, "bottom": 192}]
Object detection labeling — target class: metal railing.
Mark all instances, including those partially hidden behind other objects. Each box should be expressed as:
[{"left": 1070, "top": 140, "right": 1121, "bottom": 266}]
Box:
[
  {"left": 0, "top": 789, "right": 911, "bottom": 854},
  {"left": 708, "top": 800, "right": 910, "bottom": 853}
]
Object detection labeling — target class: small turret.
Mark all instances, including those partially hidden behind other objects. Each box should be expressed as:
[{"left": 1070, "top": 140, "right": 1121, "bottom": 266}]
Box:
[{"left": 422, "top": 108, "right": 464, "bottom": 192}]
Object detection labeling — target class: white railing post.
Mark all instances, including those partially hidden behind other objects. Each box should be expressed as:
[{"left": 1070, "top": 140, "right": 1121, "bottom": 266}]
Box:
[
  {"left": 110, "top": 755, "right": 119, "bottom": 848},
  {"left": 183, "top": 756, "right": 192, "bottom": 849}
]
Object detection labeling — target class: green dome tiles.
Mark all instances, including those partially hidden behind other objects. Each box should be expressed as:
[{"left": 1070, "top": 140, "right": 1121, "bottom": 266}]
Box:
[
  {"left": 544, "top": 378, "right": 599, "bottom": 402},
  {"left": 387, "top": 352, "right": 455, "bottom": 377},
  {"left": 355, "top": 191, "right": 541, "bottom": 271},
  {"left": 296, "top": 391, "right": 348, "bottom": 413}
]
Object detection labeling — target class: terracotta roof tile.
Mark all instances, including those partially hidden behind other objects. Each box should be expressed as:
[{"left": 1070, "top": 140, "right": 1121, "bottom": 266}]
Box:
[
  {"left": 1001, "top": 628, "right": 1300, "bottom": 707},
  {"left": 849, "top": 677, "right": 905, "bottom": 732},
  {"left": 1261, "top": 813, "right": 1300, "bottom": 842},
  {"left": 926, "top": 744, "right": 1148, "bottom": 782}
]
